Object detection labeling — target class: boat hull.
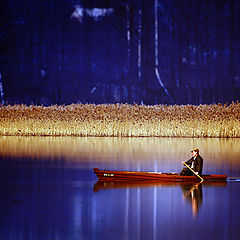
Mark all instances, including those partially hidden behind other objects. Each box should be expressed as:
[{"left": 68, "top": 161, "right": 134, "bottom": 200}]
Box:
[{"left": 93, "top": 168, "right": 228, "bottom": 182}]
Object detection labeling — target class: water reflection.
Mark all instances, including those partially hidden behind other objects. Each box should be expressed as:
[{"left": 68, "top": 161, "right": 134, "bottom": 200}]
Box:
[
  {"left": 91, "top": 181, "right": 235, "bottom": 240},
  {"left": 94, "top": 181, "right": 228, "bottom": 218},
  {"left": 180, "top": 183, "right": 203, "bottom": 217},
  {"left": 0, "top": 178, "right": 235, "bottom": 240},
  {"left": 1, "top": 136, "right": 240, "bottom": 176},
  {"left": 0, "top": 136, "right": 240, "bottom": 240}
]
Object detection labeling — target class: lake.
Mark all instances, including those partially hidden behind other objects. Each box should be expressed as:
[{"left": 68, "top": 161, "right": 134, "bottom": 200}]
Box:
[{"left": 0, "top": 136, "right": 240, "bottom": 240}]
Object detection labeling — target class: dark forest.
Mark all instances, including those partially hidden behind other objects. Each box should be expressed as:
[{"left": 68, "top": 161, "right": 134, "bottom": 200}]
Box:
[{"left": 1, "top": 0, "right": 240, "bottom": 105}]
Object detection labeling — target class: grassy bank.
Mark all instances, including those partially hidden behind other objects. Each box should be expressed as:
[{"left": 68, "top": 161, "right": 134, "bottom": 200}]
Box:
[{"left": 0, "top": 103, "right": 240, "bottom": 137}]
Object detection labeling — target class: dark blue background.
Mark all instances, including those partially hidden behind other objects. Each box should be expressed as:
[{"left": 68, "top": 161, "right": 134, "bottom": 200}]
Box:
[{"left": 1, "top": 0, "right": 240, "bottom": 105}]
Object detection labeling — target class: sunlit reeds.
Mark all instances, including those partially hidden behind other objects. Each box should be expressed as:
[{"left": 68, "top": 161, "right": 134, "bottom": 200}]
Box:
[{"left": 0, "top": 103, "right": 240, "bottom": 137}]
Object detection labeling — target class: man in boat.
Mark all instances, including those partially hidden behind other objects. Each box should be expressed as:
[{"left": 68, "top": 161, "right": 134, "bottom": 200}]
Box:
[{"left": 180, "top": 148, "right": 203, "bottom": 176}]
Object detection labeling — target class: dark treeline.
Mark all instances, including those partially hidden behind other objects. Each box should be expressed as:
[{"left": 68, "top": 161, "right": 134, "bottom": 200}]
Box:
[{"left": 0, "top": 0, "right": 240, "bottom": 105}]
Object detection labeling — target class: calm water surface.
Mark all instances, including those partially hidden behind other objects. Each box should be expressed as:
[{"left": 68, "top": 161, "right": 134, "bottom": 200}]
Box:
[{"left": 0, "top": 136, "right": 240, "bottom": 240}]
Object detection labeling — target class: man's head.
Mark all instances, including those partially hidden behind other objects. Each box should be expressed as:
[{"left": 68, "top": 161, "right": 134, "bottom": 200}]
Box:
[{"left": 191, "top": 148, "right": 199, "bottom": 157}]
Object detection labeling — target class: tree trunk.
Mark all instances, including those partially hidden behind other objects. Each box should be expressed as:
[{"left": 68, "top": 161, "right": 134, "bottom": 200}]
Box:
[
  {"left": 229, "top": 0, "right": 235, "bottom": 101},
  {"left": 138, "top": 7, "right": 142, "bottom": 103},
  {"left": 154, "top": 0, "right": 174, "bottom": 104}
]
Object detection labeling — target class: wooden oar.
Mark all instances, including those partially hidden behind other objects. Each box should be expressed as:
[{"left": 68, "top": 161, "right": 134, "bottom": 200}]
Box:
[{"left": 183, "top": 162, "right": 204, "bottom": 183}]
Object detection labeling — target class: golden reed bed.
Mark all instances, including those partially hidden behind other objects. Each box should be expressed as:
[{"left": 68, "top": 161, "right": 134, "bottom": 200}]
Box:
[{"left": 0, "top": 103, "right": 240, "bottom": 137}]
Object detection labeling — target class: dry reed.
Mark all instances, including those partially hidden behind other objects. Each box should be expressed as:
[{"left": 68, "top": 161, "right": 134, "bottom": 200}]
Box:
[{"left": 0, "top": 103, "right": 240, "bottom": 137}]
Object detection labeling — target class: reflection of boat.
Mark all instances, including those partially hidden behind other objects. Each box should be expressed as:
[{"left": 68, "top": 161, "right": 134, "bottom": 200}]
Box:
[
  {"left": 93, "top": 180, "right": 227, "bottom": 192},
  {"left": 93, "top": 168, "right": 228, "bottom": 182}
]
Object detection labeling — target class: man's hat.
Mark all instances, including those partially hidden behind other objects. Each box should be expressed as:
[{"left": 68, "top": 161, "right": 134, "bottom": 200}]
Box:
[{"left": 191, "top": 148, "right": 199, "bottom": 153}]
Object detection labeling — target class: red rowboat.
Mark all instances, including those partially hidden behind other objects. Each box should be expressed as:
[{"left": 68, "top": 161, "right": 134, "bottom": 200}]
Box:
[{"left": 93, "top": 168, "right": 228, "bottom": 182}]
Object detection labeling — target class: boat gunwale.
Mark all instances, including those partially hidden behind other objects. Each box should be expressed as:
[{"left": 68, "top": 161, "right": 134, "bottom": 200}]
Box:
[{"left": 93, "top": 168, "right": 228, "bottom": 182}]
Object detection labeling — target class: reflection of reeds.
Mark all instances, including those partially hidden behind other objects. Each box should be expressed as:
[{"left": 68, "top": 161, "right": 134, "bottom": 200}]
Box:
[{"left": 0, "top": 103, "right": 240, "bottom": 137}]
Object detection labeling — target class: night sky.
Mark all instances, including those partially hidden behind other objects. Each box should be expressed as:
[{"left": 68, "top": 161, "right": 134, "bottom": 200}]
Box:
[{"left": 1, "top": 0, "right": 240, "bottom": 105}]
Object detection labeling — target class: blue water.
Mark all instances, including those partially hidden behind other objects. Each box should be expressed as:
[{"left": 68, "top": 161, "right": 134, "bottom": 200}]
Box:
[{"left": 0, "top": 137, "right": 240, "bottom": 240}]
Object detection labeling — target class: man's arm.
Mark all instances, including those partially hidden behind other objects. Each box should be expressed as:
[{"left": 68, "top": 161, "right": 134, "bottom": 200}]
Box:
[{"left": 182, "top": 158, "right": 193, "bottom": 166}]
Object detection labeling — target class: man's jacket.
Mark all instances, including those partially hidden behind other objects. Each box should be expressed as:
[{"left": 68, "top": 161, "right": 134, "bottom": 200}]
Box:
[{"left": 185, "top": 155, "right": 203, "bottom": 175}]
